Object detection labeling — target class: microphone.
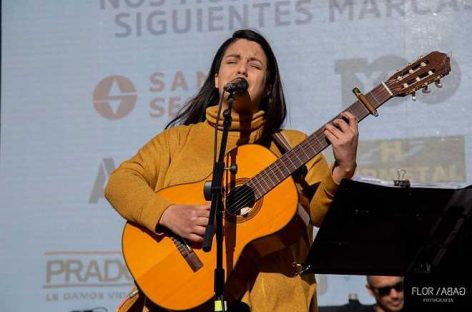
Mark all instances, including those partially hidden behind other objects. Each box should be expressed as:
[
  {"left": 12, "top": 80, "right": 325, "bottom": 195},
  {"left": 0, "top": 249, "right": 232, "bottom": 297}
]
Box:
[{"left": 223, "top": 78, "right": 248, "bottom": 93}]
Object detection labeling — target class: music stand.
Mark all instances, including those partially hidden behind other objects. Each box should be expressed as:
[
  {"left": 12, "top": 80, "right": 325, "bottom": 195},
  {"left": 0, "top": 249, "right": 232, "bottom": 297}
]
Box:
[{"left": 303, "top": 179, "right": 472, "bottom": 311}]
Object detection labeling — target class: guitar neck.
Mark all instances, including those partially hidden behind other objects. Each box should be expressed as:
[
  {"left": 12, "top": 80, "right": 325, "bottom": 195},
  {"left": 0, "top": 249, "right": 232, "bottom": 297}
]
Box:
[{"left": 247, "top": 83, "right": 392, "bottom": 199}]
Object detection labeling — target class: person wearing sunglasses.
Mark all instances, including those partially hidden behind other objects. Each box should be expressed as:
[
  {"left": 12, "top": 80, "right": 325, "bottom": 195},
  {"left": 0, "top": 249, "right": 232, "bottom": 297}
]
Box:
[{"left": 365, "top": 276, "right": 404, "bottom": 312}]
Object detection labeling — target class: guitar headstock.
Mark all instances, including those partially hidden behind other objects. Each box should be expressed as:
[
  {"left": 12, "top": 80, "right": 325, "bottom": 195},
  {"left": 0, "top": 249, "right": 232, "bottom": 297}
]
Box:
[{"left": 386, "top": 51, "right": 451, "bottom": 97}]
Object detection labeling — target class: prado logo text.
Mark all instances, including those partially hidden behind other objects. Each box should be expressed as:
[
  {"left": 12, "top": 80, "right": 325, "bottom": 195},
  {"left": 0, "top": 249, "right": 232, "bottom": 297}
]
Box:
[{"left": 43, "top": 251, "right": 133, "bottom": 303}]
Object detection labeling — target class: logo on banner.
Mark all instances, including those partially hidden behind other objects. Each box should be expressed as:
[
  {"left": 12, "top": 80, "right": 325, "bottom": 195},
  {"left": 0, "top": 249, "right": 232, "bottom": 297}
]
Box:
[
  {"left": 89, "top": 158, "right": 116, "bottom": 204},
  {"left": 93, "top": 71, "right": 206, "bottom": 121},
  {"left": 357, "top": 135, "right": 465, "bottom": 183},
  {"left": 98, "top": 0, "right": 314, "bottom": 37},
  {"left": 44, "top": 251, "right": 132, "bottom": 303},
  {"left": 329, "top": 0, "right": 472, "bottom": 22},
  {"left": 93, "top": 75, "right": 137, "bottom": 119},
  {"left": 98, "top": 0, "right": 472, "bottom": 37},
  {"left": 335, "top": 55, "right": 460, "bottom": 107}
]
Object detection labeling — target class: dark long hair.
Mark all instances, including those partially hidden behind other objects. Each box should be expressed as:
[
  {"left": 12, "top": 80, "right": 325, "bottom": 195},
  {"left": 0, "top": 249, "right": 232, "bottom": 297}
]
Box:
[{"left": 166, "top": 29, "right": 287, "bottom": 145}]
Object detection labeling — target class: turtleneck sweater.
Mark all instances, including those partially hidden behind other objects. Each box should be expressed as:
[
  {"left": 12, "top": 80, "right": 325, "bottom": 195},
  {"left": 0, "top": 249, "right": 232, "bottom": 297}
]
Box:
[{"left": 105, "top": 105, "right": 338, "bottom": 312}]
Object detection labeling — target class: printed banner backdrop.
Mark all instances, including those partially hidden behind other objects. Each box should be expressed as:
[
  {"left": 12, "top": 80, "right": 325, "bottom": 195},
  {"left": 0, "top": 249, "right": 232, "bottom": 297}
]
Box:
[{"left": 1, "top": 0, "right": 471, "bottom": 311}]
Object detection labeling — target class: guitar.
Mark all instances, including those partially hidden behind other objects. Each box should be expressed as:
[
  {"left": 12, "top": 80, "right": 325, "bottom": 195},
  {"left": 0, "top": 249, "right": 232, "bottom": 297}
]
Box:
[{"left": 121, "top": 51, "right": 451, "bottom": 310}]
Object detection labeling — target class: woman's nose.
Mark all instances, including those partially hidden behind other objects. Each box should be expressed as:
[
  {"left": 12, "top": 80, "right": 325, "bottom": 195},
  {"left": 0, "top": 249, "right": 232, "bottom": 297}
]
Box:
[{"left": 237, "top": 62, "right": 248, "bottom": 76}]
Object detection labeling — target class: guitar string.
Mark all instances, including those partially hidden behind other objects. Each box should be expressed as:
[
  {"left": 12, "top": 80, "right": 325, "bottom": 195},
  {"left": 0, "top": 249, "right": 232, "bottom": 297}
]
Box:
[
  {"left": 225, "top": 127, "right": 330, "bottom": 214},
  {"left": 228, "top": 85, "right": 389, "bottom": 213},
  {"left": 227, "top": 81, "right": 396, "bottom": 212},
  {"left": 226, "top": 129, "right": 325, "bottom": 212},
  {"left": 225, "top": 92, "right": 376, "bottom": 214},
  {"left": 225, "top": 81, "right": 406, "bottom": 214},
  {"left": 226, "top": 88, "right": 401, "bottom": 213},
  {"left": 225, "top": 103, "right": 369, "bottom": 214}
]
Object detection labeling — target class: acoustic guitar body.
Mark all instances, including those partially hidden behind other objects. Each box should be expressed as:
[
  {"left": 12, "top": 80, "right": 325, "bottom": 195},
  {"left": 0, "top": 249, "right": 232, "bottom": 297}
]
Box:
[{"left": 122, "top": 144, "right": 299, "bottom": 310}]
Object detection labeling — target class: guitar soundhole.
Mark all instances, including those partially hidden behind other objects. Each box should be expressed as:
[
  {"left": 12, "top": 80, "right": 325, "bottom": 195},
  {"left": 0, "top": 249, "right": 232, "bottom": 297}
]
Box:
[{"left": 225, "top": 183, "right": 262, "bottom": 222}]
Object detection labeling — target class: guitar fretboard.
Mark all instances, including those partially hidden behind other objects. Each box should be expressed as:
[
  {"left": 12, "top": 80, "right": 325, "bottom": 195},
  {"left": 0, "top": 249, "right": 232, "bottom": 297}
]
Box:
[{"left": 246, "top": 84, "right": 392, "bottom": 199}]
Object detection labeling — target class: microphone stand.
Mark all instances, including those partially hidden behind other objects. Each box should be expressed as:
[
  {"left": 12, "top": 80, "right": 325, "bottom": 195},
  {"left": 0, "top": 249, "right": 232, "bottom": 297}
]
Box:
[{"left": 202, "top": 91, "right": 236, "bottom": 312}]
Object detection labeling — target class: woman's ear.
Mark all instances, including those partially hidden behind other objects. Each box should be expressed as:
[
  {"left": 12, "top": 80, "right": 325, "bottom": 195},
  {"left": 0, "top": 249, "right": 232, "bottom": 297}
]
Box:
[
  {"left": 265, "top": 84, "right": 272, "bottom": 97},
  {"left": 214, "top": 73, "right": 219, "bottom": 89}
]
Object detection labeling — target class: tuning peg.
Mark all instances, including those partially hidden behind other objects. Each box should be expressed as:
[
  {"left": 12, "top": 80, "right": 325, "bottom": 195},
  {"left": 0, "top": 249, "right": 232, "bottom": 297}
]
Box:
[
  {"left": 435, "top": 80, "right": 443, "bottom": 88},
  {"left": 412, "top": 92, "right": 417, "bottom": 101},
  {"left": 422, "top": 86, "right": 430, "bottom": 94}
]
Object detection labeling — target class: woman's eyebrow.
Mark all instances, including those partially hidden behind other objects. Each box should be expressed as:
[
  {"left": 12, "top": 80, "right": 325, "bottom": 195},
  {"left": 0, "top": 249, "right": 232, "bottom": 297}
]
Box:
[
  {"left": 225, "top": 53, "right": 240, "bottom": 59},
  {"left": 225, "top": 54, "right": 263, "bottom": 62}
]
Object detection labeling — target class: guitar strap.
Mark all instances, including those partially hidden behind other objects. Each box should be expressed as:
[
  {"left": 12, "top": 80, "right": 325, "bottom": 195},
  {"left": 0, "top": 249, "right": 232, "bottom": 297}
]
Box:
[
  {"left": 272, "top": 131, "right": 311, "bottom": 228},
  {"left": 272, "top": 131, "right": 308, "bottom": 184}
]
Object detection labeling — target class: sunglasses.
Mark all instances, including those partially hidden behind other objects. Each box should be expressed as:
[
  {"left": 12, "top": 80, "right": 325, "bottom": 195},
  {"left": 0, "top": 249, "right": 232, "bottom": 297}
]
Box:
[{"left": 372, "top": 281, "right": 404, "bottom": 296}]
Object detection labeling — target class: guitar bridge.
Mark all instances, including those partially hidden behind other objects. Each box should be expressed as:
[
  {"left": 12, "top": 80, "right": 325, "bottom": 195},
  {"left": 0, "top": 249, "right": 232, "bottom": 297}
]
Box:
[{"left": 170, "top": 235, "right": 203, "bottom": 272}]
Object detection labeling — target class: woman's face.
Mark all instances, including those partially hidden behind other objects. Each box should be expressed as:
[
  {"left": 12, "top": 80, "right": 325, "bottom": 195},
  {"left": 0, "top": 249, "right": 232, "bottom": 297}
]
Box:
[{"left": 214, "top": 39, "right": 269, "bottom": 114}]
